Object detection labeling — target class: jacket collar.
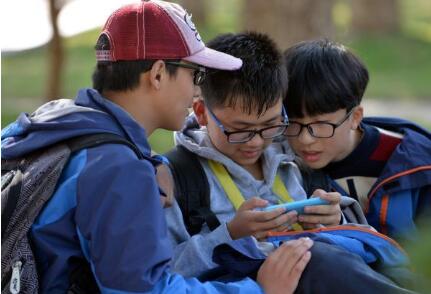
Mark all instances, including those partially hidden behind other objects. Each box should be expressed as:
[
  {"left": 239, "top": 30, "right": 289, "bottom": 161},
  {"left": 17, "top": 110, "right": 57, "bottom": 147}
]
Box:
[{"left": 76, "top": 88, "right": 159, "bottom": 164}]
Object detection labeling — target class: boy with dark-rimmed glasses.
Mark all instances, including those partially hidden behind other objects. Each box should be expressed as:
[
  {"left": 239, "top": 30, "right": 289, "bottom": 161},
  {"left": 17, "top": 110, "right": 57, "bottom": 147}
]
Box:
[
  {"left": 165, "top": 32, "right": 342, "bottom": 278},
  {"left": 283, "top": 39, "right": 431, "bottom": 244}
]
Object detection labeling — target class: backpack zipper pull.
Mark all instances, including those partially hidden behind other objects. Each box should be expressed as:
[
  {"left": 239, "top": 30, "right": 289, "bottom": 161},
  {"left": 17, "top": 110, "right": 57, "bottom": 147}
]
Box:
[{"left": 10, "top": 260, "right": 22, "bottom": 294}]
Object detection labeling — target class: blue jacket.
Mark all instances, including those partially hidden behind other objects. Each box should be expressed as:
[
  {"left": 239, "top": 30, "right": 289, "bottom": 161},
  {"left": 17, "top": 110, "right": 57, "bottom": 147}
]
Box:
[
  {"left": 213, "top": 225, "right": 411, "bottom": 283},
  {"left": 331, "top": 117, "right": 431, "bottom": 242},
  {"left": 1, "top": 89, "right": 263, "bottom": 293}
]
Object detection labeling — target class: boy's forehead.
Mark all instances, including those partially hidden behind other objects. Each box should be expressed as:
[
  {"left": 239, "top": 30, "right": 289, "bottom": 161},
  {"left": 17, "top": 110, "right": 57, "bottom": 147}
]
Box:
[
  {"left": 213, "top": 95, "right": 282, "bottom": 113},
  {"left": 294, "top": 108, "right": 347, "bottom": 122},
  {"left": 212, "top": 99, "right": 283, "bottom": 124}
]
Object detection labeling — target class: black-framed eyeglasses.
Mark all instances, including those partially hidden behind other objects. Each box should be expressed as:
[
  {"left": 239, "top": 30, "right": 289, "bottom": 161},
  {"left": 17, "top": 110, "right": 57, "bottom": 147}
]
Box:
[
  {"left": 207, "top": 106, "right": 289, "bottom": 144},
  {"left": 164, "top": 61, "right": 206, "bottom": 85},
  {"left": 284, "top": 108, "right": 354, "bottom": 138}
]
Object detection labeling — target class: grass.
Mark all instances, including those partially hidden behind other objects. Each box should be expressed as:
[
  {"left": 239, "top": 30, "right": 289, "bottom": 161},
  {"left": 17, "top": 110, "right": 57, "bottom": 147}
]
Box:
[
  {"left": 404, "top": 218, "right": 431, "bottom": 291},
  {"left": 2, "top": 30, "right": 98, "bottom": 100},
  {"left": 2, "top": 47, "right": 48, "bottom": 99},
  {"left": 346, "top": 34, "right": 431, "bottom": 99}
]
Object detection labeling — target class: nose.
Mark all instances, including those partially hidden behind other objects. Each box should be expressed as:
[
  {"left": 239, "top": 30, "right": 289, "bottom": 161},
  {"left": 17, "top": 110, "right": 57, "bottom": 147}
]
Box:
[
  {"left": 297, "top": 126, "right": 316, "bottom": 144},
  {"left": 245, "top": 132, "right": 266, "bottom": 147}
]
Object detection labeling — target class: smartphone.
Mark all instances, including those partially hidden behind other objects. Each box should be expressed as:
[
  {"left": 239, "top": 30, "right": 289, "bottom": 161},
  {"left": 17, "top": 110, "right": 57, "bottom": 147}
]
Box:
[{"left": 261, "top": 197, "right": 329, "bottom": 214}]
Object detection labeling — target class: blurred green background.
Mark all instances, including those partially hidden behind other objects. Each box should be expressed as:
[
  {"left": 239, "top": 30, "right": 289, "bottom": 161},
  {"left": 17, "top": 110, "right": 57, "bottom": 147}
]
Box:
[
  {"left": 1, "top": 0, "right": 430, "bottom": 288},
  {"left": 2, "top": 0, "right": 431, "bottom": 152},
  {"left": 404, "top": 218, "right": 431, "bottom": 292},
  {"left": 2, "top": 0, "right": 431, "bottom": 147}
]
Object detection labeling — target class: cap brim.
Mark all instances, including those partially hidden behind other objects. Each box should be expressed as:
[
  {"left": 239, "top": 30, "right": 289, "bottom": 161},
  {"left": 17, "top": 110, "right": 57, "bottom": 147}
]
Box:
[{"left": 183, "top": 47, "right": 242, "bottom": 70}]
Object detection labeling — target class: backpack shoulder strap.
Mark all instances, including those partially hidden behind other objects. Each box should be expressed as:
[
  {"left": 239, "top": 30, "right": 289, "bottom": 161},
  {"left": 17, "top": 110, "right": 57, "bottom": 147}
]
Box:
[
  {"left": 164, "top": 145, "right": 220, "bottom": 235},
  {"left": 1, "top": 133, "right": 144, "bottom": 238},
  {"left": 64, "top": 133, "right": 145, "bottom": 159},
  {"left": 63, "top": 133, "right": 144, "bottom": 293}
]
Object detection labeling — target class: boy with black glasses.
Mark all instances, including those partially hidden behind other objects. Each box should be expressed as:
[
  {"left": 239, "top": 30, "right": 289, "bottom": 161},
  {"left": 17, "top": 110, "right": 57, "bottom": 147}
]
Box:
[
  {"left": 164, "top": 32, "right": 415, "bottom": 293},
  {"left": 283, "top": 39, "right": 431, "bottom": 244}
]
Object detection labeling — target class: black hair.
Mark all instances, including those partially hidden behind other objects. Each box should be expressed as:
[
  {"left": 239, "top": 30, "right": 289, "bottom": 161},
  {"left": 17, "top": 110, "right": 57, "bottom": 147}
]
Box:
[
  {"left": 92, "top": 34, "right": 179, "bottom": 93},
  {"left": 201, "top": 32, "right": 287, "bottom": 117},
  {"left": 283, "top": 39, "right": 369, "bottom": 118}
]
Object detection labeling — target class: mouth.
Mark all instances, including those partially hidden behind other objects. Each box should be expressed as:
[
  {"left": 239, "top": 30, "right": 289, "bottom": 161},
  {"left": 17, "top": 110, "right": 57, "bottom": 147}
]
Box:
[
  {"left": 301, "top": 150, "right": 322, "bottom": 163},
  {"left": 240, "top": 149, "right": 261, "bottom": 159}
]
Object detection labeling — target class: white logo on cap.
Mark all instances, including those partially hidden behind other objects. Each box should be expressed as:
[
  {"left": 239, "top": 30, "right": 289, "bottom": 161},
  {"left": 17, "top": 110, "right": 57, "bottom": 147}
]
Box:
[{"left": 184, "top": 12, "right": 202, "bottom": 42}]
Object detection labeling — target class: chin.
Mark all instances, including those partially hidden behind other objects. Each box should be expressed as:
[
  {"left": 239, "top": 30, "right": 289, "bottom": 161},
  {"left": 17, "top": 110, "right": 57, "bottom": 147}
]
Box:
[
  {"left": 168, "top": 119, "right": 186, "bottom": 132},
  {"left": 237, "top": 157, "right": 260, "bottom": 167},
  {"left": 303, "top": 159, "right": 327, "bottom": 170}
]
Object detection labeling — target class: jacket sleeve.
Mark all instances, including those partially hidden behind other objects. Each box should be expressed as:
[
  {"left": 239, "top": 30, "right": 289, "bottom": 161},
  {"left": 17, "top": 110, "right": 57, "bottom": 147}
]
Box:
[
  {"left": 75, "top": 145, "right": 259, "bottom": 293},
  {"left": 152, "top": 272, "right": 263, "bottom": 294},
  {"left": 339, "top": 196, "right": 369, "bottom": 225},
  {"left": 164, "top": 200, "right": 233, "bottom": 277}
]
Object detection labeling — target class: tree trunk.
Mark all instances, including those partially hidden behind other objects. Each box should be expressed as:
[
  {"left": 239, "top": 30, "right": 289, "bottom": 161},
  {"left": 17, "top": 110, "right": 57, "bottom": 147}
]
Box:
[
  {"left": 351, "top": 0, "right": 400, "bottom": 34},
  {"left": 46, "top": 0, "right": 64, "bottom": 101},
  {"left": 242, "top": 0, "right": 335, "bottom": 50}
]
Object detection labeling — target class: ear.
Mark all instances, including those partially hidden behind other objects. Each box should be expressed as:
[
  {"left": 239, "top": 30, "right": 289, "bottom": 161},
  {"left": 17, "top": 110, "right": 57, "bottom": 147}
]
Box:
[
  {"left": 351, "top": 106, "right": 364, "bottom": 130},
  {"left": 148, "top": 60, "right": 166, "bottom": 90},
  {"left": 192, "top": 99, "right": 208, "bottom": 126}
]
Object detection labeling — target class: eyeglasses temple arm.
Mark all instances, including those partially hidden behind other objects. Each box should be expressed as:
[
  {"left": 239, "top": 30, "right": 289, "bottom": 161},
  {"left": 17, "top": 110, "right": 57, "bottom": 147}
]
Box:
[{"left": 282, "top": 105, "right": 289, "bottom": 124}]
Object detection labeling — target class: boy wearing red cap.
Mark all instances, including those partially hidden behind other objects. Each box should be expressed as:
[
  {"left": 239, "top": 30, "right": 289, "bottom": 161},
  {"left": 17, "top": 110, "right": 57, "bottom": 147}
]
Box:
[{"left": 1, "top": 1, "right": 312, "bottom": 293}]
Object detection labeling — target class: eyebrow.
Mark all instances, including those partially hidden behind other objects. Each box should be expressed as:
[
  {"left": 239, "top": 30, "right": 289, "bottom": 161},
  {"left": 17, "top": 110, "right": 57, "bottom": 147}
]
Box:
[
  {"left": 290, "top": 119, "right": 330, "bottom": 124},
  {"left": 290, "top": 115, "right": 343, "bottom": 124}
]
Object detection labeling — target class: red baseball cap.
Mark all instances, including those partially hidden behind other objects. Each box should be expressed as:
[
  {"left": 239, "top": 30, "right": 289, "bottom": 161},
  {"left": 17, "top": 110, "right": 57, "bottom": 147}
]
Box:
[{"left": 96, "top": 0, "right": 242, "bottom": 70}]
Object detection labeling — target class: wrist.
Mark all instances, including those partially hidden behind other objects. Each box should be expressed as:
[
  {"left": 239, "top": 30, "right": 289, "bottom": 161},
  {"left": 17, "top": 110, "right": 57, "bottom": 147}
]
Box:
[{"left": 227, "top": 221, "right": 238, "bottom": 240}]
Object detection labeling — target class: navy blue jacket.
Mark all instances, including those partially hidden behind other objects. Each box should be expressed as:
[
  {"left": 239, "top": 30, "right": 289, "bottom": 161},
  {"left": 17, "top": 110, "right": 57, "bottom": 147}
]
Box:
[
  {"left": 330, "top": 117, "right": 431, "bottom": 242},
  {"left": 213, "top": 225, "right": 415, "bottom": 292}
]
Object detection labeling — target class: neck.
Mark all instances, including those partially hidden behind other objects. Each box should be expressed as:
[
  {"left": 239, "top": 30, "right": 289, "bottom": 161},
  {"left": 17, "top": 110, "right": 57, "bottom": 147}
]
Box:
[
  {"left": 353, "top": 128, "right": 364, "bottom": 150},
  {"left": 345, "top": 128, "right": 364, "bottom": 158},
  {"left": 102, "top": 89, "right": 158, "bottom": 136},
  {"left": 243, "top": 159, "right": 264, "bottom": 180}
]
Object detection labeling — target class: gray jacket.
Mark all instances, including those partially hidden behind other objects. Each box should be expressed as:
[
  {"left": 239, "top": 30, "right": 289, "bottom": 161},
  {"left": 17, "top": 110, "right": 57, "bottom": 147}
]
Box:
[{"left": 164, "top": 115, "right": 307, "bottom": 277}]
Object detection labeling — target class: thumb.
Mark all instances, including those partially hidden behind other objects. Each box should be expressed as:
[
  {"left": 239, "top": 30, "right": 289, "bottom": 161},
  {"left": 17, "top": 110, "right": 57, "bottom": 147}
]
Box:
[
  {"left": 238, "top": 197, "right": 268, "bottom": 211},
  {"left": 312, "top": 189, "right": 340, "bottom": 204},
  {"left": 311, "top": 189, "right": 326, "bottom": 198}
]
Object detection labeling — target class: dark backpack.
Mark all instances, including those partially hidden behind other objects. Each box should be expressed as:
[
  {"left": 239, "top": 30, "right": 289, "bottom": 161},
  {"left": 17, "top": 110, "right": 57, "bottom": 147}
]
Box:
[
  {"left": 164, "top": 145, "right": 220, "bottom": 236},
  {"left": 164, "top": 145, "right": 330, "bottom": 236},
  {"left": 1, "top": 133, "right": 144, "bottom": 294}
]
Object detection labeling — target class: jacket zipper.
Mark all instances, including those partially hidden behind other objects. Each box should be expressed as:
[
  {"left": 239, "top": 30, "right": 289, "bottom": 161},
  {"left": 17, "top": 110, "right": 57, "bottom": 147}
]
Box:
[
  {"left": 365, "top": 165, "right": 431, "bottom": 213},
  {"left": 10, "top": 260, "right": 22, "bottom": 294}
]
